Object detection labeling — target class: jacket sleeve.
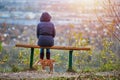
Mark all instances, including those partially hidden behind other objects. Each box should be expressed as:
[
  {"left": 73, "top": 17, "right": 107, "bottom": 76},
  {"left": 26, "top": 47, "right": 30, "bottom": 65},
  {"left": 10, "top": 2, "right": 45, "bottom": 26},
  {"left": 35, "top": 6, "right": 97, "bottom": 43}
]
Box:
[
  {"left": 37, "top": 24, "right": 39, "bottom": 39},
  {"left": 53, "top": 24, "right": 56, "bottom": 38}
]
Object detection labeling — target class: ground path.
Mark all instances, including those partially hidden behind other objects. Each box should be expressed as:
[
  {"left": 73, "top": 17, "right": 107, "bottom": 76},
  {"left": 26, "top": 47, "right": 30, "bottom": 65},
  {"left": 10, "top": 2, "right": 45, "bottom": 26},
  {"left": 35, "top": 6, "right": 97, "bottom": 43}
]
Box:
[{"left": 0, "top": 71, "right": 120, "bottom": 80}]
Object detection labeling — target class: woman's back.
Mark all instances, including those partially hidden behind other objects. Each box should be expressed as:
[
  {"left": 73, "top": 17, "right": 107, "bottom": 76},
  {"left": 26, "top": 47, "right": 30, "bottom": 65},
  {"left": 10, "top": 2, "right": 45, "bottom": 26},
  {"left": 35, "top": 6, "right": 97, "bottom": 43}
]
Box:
[{"left": 37, "top": 12, "right": 55, "bottom": 47}]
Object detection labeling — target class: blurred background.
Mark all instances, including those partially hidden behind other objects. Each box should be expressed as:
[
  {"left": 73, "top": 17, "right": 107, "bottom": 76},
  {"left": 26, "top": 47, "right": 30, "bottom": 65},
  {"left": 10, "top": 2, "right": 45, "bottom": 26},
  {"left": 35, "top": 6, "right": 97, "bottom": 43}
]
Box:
[{"left": 0, "top": 0, "right": 120, "bottom": 72}]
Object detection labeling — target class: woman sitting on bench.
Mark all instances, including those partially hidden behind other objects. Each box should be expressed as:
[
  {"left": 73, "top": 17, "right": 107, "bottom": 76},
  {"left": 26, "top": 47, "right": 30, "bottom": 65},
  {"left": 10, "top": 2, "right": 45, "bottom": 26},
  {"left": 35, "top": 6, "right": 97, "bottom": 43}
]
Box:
[{"left": 36, "top": 12, "right": 56, "bottom": 60}]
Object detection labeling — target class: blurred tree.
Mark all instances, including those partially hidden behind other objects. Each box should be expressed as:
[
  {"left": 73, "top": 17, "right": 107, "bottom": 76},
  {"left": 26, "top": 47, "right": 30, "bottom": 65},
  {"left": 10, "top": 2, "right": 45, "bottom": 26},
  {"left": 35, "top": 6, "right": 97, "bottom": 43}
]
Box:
[
  {"left": 94, "top": 0, "right": 120, "bottom": 41},
  {"left": 94, "top": 0, "right": 120, "bottom": 57}
]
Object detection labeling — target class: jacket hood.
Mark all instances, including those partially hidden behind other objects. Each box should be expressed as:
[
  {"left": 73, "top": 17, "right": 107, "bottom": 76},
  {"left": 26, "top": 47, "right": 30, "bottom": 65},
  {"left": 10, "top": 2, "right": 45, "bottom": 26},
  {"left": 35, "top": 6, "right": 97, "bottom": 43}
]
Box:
[{"left": 40, "top": 12, "right": 51, "bottom": 22}]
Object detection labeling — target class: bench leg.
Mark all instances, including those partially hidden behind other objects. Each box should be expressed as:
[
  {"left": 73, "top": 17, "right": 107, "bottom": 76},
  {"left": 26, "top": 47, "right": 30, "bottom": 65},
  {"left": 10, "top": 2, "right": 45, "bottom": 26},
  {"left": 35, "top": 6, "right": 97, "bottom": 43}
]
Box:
[
  {"left": 69, "top": 50, "right": 73, "bottom": 70},
  {"left": 67, "top": 50, "right": 75, "bottom": 72},
  {"left": 30, "top": 48, "right": 34, "bottom": 69}
]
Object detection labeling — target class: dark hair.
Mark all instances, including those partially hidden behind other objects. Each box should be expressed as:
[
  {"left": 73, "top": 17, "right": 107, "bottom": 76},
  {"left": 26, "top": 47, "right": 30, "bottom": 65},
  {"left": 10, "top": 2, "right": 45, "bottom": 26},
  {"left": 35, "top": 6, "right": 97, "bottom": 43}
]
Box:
[{"left": 40, "top": 12, "right": 51, "bottom": 22}]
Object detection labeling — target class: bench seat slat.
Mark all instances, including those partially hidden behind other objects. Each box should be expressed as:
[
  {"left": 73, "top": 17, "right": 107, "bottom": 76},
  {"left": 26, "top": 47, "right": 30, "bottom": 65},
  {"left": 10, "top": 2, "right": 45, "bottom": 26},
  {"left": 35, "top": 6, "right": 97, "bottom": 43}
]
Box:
[{"left": 16, "top": 44, "right": 90, "bottom": 50}]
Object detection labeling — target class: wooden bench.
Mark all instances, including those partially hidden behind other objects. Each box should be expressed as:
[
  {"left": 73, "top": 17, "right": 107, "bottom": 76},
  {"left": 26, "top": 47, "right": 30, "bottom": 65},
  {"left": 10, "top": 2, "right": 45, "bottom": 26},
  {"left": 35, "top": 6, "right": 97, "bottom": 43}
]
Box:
[{"left": 15, "top": 44, "right": 90, "bottom": 71}]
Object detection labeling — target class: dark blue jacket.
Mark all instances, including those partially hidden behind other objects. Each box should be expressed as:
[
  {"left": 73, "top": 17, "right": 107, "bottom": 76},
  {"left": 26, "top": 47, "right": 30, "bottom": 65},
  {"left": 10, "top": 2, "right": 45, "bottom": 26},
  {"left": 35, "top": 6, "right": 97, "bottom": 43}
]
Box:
[{"left": 37, "top": 12, "right": 55, "bottom": 47}]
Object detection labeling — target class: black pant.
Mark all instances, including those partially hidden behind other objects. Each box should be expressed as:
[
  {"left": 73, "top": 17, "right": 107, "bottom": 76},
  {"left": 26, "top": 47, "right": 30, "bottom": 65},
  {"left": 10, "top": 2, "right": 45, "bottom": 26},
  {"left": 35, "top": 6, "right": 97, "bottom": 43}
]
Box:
[{"left": 40, "top": 48, "right": 50, "bottom": 59}]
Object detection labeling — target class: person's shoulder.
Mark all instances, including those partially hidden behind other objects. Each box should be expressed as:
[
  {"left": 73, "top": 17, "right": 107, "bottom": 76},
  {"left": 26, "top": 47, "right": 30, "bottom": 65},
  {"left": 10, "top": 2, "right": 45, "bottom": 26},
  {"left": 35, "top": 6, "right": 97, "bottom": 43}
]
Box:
[
  {"left": 37, "top": 23, "right": 40, "bottom": 26},
  {"left": 43, "top": 22, "right": 54, "bottom": 25},
  {"left": 49, "top": 22, "right": 54, "bottom": 25},
  {"left": 39, "top": 22, "right": 54, "bottom": 26},
  {"left": 38, "top": 22, "right": 45, "bottom": 25},
  {"left": 49, "top": 21, "right": 54, "bottom": 24}
]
